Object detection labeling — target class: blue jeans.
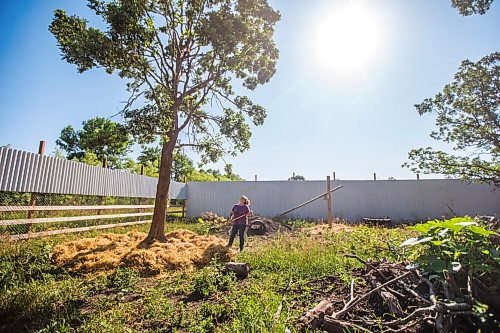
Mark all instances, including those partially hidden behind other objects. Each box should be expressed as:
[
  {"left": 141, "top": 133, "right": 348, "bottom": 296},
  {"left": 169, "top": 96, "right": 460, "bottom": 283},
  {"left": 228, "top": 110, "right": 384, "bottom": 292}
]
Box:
[{"left": 227, "top": 225, "right": 247, "bottom": 251}]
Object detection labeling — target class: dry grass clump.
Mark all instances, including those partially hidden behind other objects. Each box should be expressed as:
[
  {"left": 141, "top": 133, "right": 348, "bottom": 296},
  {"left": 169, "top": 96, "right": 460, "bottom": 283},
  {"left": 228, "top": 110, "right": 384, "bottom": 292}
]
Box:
[{"left": 52, "top": 230, "right": 233, "bottom": 275}]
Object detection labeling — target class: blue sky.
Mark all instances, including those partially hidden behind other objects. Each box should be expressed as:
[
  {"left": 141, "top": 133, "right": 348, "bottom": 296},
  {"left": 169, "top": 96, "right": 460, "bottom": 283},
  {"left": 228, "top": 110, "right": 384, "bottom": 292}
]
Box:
[{"left": 0, "top": 0, "right": 499, "bottom": 181}]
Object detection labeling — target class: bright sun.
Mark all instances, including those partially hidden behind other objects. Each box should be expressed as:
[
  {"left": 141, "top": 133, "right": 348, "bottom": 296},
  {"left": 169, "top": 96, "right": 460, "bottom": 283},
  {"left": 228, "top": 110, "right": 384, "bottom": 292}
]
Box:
[{"left": 314, "top": 3, "right": 383, "bottom": 73}]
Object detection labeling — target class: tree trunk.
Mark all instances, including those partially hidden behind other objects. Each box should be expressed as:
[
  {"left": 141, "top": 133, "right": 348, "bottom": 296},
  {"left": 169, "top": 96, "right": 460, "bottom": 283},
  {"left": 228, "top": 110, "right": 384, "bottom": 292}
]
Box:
[{"left": 139, "top": 133, "right": 178, "bottom": 247}]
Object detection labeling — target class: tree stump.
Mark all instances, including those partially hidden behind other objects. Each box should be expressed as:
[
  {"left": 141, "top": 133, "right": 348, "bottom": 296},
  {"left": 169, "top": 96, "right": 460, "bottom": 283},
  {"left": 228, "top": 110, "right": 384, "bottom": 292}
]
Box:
[{"left": 224, "top": 262, "right": 250, "bottom": 279}]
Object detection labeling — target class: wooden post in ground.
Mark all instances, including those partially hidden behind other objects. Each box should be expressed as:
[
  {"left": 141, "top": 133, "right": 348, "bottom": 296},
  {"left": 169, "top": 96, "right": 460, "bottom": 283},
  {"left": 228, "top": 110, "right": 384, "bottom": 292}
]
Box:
[
  {"left": 254, "top": 175, "right": 257, "bottom": 181},
  {"left": 327, "top": 176, "right": 333, "bottom": 227},
  {"left": 97, "top": 159, "right": 107, "bottom": 224},
  {"left": 333, "top": 172, "right": 336, "bottom": 181},
  {"left": 417, "top": 174, "right": 420, "bottom": 180},
  {"left": 27, "top": 193, "right": 37, "bottom": 234},
  {"left": 38, "top": 140, "right": 45, "bottom": 155},
  {"left": 27, "top": 141, "right": 45, "bottom": 234},
  {"left": 373, "top": 173, "right": 377, "bottom": 181},
  {"left": 138, "top": 165, "right": 144, "bottom": 221}
]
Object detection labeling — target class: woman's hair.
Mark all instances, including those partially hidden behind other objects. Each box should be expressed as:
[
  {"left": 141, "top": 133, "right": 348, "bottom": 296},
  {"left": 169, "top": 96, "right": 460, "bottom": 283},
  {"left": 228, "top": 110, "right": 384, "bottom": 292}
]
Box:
[{"left": 240, "top": 195, "right": 250, "bottom": 205}]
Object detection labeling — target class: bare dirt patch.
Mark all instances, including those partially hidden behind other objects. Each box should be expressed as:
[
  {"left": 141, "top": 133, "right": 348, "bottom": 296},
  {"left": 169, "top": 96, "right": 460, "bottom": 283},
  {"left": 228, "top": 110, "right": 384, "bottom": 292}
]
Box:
[
  {"left": 303, "top": 223, "right": 354, "bottom": 236},
  {"left": 52, "top": 230, "right": 235, "bottom": 275}
]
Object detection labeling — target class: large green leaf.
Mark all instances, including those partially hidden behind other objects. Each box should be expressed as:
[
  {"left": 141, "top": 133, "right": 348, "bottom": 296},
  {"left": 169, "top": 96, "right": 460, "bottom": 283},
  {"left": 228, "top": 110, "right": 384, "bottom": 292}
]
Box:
[
  {"left": 467, "top": 225, "right": 497, "bottom": 236},
  {"left": 425, "top": 258, "right": 448, "bottom": 272},
  {"left": 410, "top": 223, "right": 432, "bottom": 233}
]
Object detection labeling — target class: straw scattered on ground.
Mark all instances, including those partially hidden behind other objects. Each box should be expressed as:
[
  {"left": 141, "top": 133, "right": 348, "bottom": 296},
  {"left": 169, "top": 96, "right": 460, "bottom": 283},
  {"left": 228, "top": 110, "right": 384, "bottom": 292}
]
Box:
[
  {"left": 52, "top": 230, "right": 234, "bottom": 275},
  {"left": 304, "top": 223, "right": 354, "bottom": 236}
]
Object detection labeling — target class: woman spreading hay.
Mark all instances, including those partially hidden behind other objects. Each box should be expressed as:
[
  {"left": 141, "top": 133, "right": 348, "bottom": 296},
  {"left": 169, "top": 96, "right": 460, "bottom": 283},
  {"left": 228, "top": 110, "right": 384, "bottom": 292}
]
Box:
[{"left": 226, "top": 195, "right": 253, "bottom": 251}]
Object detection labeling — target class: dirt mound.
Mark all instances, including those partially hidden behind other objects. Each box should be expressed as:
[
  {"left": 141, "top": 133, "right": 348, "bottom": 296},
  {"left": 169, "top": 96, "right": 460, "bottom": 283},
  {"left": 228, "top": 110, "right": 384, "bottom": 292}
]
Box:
[
  {"left": 219, "top": 216, "right": 291, "bottom": 236},
  {"left": 52, "top": 230, "right": 234, "bottom": 275},
  {"left": 304, "top": 223, "right": 353, "bottom": 236}
]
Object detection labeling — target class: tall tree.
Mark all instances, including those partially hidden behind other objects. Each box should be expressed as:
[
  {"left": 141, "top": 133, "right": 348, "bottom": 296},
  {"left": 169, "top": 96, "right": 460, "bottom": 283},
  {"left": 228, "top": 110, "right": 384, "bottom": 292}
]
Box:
[
  {"left": 288, "top": 173, "right": 305, "bottom": 181},
  {"left": 138, "top": 146, "right": 161, "bottom": 167},
  {"left": 404, "top": 52, "right": 500, "bottom": 187},
  {"left": 222, "top": 163, "right": 243, "bottom": 180},
  {"left": 172, "top": 152, "right": 195, "bottom": 182},
  {"left": 56, "top": 117, "right": 132, "bottom": 168},
  {"left": 50, "top": 0, "right": 279, "bottom": 245},
  {"left": 450, "top": 0, "right": 495, "bottom": 15},
  {"left": 57, "top": 125, "right": 80, "bottom": 158}
]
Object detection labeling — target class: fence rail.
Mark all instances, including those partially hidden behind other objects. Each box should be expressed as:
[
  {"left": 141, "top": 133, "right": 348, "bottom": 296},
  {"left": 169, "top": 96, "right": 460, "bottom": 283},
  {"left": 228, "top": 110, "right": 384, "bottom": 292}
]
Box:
[
  {"left": 0, "top": 196, "right": 185, "bottom": 240},
  {"left": 10, "top": 220, "right": 151, "bottom": 240},
  {"left": 0, "top": 205, "right": 155, "bottom": 212},
  {"left": 0, "top": 212, "right": 154, "bottom": 226}
]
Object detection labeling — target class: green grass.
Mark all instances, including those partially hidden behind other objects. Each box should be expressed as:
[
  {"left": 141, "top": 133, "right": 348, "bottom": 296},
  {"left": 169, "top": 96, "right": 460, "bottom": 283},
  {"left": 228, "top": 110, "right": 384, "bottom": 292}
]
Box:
[{"left": 0, "top": 221, "right": 411, "bottom": 333}]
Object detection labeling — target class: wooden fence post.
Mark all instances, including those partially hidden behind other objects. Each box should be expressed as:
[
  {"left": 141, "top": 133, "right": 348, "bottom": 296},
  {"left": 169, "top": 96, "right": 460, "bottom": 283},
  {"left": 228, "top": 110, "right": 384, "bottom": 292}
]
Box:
[
  {"left": 333, "top": 172, "right": 336, "bottom": 181},
  {"left": 373, "top": 173, "right": 377, "bottom": 181},
  {"left": 138, "top": 165, "right": 144, "bottom": 221},
  {"left": 97, "top": 159, "right": 107, "bottom": 224},
  {"left": 417, "top": 174, "right": 420, "bottom": 180},
  {"left": 327, "top": 176, "right": 333, "bottom": 227},
  {"left": 27, "top": 140, "right": 45, "bottom": 233},
  {"left": 38, "top": 140, "right": 45, "bottom": 155}
]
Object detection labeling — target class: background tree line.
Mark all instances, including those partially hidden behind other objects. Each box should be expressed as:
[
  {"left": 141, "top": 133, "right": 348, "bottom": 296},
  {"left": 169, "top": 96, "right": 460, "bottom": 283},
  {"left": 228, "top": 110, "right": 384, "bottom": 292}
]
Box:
[{"left": 55, "top": 116, "right": 243, "bottom": 182}]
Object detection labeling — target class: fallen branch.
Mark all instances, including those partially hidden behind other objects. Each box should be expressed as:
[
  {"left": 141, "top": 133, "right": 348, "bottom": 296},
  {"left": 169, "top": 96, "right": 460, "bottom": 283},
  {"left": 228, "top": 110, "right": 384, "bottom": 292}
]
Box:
[
  {"left": 298, "top": 258, "right": 488, "bottom": 333},
  {"left": 273, "top": 278, "right": 293, "bottom": 325},
  {"left": 344, "top": 254, "right": 388, "bottom": 281},
  {"left": 298, "top": 300, "right": 335, "bottom": 329},
  {"left": 331, "top": 271, "right": 413, "bottom": 319},
  {"left": 323, "top": 317, "right": 374, "bottom": 333},
  {"left": 350, "top": 278, "right": 355, "bottom": 301}
]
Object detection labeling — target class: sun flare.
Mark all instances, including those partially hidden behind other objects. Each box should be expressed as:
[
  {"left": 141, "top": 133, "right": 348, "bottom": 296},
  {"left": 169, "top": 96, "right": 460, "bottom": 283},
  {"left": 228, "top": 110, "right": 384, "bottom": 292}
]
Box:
[{"left": 314, "top": 3, "right": 383, "bottom": 73}]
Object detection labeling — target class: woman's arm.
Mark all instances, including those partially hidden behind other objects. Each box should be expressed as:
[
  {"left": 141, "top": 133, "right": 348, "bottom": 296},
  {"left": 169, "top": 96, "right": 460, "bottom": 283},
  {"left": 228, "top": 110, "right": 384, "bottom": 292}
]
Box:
[{"left": 229, "top": 205, "right": 235, "bottom": 219}]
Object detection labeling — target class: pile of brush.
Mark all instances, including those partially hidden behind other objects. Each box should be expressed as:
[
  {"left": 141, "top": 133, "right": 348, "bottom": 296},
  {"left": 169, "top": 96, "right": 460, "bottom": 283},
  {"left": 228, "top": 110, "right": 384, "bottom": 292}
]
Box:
[{"left": 298, "top": 255, "right": 493, "bottom": 333}]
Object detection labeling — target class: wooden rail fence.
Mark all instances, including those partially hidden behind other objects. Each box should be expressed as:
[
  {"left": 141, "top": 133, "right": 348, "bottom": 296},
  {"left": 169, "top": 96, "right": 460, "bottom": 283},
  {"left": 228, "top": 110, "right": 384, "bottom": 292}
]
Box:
[
  {"left": 0, "top": 204, "right": 185, "bottom": 240},
  {"left": 0, "top": 145, "right": 188, "bottom": 240}
]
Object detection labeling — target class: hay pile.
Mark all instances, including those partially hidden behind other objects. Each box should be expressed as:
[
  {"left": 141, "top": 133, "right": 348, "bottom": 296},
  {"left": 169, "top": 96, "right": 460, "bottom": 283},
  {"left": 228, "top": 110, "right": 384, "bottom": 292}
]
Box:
[{"left": 52, "top": 230, "right": 233, "bottom": 275}]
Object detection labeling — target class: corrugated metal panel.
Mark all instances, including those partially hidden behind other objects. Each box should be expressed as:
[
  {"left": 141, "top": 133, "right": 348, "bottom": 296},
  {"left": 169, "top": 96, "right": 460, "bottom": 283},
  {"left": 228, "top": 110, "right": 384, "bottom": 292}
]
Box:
[
  {"left": 0, "top": 147, "right": 186, "bottom": 199},
  {"left": 186, "top": 180, "right": 500, "bottom": 221}
]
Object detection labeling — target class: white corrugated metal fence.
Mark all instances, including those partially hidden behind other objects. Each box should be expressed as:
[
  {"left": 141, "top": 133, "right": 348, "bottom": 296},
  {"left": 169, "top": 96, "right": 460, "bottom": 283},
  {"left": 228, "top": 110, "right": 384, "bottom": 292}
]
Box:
[
  {"left": 0, "top": 147, "right": 186, "bottom": 199},
  {"left": 186, "top": 180, "right": 500, "bottom": 221},
  {"left": 2, "top": 147, "right": 499, "bottom": 221}
]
